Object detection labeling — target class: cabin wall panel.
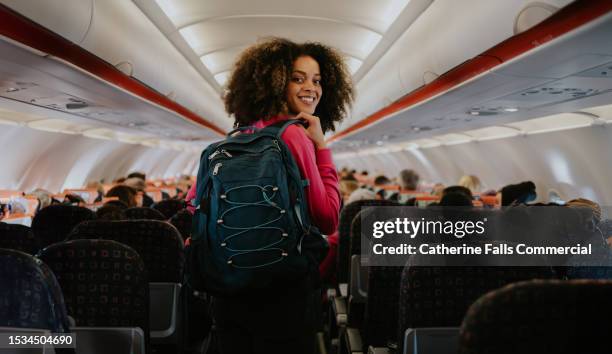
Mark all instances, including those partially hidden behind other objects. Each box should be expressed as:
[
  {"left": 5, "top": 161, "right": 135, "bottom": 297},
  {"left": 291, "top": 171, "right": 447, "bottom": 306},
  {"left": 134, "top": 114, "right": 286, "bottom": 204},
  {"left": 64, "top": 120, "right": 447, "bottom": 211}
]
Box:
[
  {"left": 0, "top": 125, "right": 197, "bottom": 193},
  {"left": 336, "top": 125, "right": 612, "bottom": 205}
]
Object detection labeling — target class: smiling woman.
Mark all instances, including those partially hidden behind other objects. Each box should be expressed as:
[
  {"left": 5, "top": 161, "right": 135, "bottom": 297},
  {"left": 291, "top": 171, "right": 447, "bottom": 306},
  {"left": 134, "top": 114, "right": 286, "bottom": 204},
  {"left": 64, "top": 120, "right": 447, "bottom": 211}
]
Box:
[{"left": 185, "top": 37, "right": 355, "bottom": 354}]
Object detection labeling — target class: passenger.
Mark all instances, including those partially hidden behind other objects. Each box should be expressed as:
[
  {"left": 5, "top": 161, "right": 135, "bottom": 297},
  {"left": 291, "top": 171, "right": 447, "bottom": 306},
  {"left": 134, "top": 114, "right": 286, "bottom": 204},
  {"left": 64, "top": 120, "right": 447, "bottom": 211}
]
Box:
[
  {"left": 373, "top": 174, "right": 391, "bottom": 199},
  {"left": 458, "top": 174, "right": 481, "bottom": 194},
  {"left": 439, "top": 192, "right": 473, "bottom": 207},
  {"left": 500, "top": 181, "right": 536, "bottom": 206},
  {"left": 62, "top": 194, "right": 86, "bottom": 206},
  {"left": 188, "top": 37, "right": 353, "bottom": 354},
  {"left": 339, "top": 180, "right": 359, "bottom": 204},
  {"left": 105, "top": 185, "right": 137, "bottom": 208},
  {"left": 127, "top": 171, "right": 146, "bottom": 180},
  {"left": 86, "top": 180, "right": 105, "bottom": 202},
  {"left": 566, "top": 198, "right": 602, "bottom": 224},
  {"left": 96, "top": 204, "right": 126, "bottom": 220},
  {"left": 346, "top": 188, "right": 376, "bottom": 204},
  {"left": 431, "top": 183, "right": 445, "bottom": 198},
  {"left": 399, "top": 169, "right": 419, "bottom": 191},
  {"left": 124, "top": 177, "right": 154, "bottom": 207},
  {"left": 29, "top": 188, "right": 53, "bottom": 211},
  {"left": 442, "top": 185, "right": 473, "bottom": 199}
]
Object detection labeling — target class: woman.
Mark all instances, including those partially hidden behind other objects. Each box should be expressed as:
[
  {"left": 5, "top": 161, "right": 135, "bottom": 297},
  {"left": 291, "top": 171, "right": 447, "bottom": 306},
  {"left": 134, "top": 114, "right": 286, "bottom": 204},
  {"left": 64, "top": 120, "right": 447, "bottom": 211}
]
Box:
[{"left": 187, "top": 38, "right": 353, "bottom": 354}]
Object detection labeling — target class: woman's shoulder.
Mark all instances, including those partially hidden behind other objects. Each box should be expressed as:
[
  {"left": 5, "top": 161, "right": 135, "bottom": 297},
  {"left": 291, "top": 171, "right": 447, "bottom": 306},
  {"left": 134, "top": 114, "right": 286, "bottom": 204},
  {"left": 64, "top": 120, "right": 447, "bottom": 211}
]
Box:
[{"left": 281, "top": 123, "right": 314, "bottom": 149}]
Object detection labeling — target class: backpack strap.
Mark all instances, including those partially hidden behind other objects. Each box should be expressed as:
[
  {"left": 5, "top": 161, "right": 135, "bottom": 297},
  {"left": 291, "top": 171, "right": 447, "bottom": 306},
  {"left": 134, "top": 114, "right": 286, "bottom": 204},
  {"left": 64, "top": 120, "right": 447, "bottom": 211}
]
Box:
[{"left": 261, "top": 119, "right": 306, "bottom": 138}]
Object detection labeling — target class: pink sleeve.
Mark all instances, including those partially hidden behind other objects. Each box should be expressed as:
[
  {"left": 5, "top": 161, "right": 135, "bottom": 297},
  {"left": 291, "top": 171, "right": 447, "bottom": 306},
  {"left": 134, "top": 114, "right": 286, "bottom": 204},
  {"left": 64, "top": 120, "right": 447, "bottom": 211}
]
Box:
[
  {"left": 281, "top": 125, "right": 340, "bottom": 235},
  {"left": 185, "top": 183, "right": 197, "bottom": 215}
]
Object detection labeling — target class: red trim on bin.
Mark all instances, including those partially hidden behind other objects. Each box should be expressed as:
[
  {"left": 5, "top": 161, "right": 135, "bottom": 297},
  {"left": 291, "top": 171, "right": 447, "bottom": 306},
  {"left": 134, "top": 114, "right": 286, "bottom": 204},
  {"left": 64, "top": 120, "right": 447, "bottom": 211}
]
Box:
[
  {"left": 0, "top": 4, "right": 226, "bottom": 136},
  {"left": 329, "top": 0, "right": 612, "bottom": 143}
]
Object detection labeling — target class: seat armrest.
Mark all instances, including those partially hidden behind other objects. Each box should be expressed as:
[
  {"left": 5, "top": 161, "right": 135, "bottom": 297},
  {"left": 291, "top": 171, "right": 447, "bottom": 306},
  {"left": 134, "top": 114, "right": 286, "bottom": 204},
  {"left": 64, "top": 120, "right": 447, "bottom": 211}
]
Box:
[
  {"left": 349, "top": 255, "right": 368, "bottom": 303},
  {"left": 339, "top": 283, "right": 348, "bottom": 298},
  {"left": 332, "top": 296, "right": 347, "bottom": 326},
  {"left": 404, "top": 327, "right": 460, "bottom": 354},
  {"left": 345, "top": 327, "right": 363, "bottom": 353},
  {"left": 368, "top": 347, "right": 391, "bottom": 354}
]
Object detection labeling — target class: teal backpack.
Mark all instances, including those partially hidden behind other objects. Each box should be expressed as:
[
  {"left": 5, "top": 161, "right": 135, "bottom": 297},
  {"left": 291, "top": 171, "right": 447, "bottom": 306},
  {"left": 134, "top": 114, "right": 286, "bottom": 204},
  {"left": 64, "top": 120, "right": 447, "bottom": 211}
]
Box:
[{"left": 189, "top": 120, "right": 327, "bottom": 296}]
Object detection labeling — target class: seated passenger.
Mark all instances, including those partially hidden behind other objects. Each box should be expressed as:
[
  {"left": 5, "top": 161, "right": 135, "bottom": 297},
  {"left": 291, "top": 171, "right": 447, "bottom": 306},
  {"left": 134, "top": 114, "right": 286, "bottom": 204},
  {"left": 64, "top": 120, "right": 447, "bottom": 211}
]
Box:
[
  {"left": 399, "top": 169, "right": 419, "bottom": 191},
  {"left": 458, "top": 174, "right": 481, "bottom": 194},
  {"left": 124, "top": 177, "right": 154, "bottom": 207},
  {"left": 442, "top": 185, "right": 473, "bottom": 199},
  {"left": 106, "top": 185, "right": 138, "bottom": 208},
  {"left": 96, "top": 203, "right": 126, "bottom": 220},
  {"left": 500, "top": 181, "right": 536, "bottom": 206},
  {"left": 30, "top": 188, "right": 53, "bottom": 211}
]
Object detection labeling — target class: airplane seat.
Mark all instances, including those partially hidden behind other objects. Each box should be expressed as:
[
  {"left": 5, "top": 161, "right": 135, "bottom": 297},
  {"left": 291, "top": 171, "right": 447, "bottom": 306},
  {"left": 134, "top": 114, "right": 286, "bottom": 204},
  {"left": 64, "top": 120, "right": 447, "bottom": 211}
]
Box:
[
  {"left": 152, "top": 199, "right": 186, "bottom": 219},
  {"left": 338, "top": 200, "right": 400, "bottom": 291},
  {"left": 31, "top": 205, "right": 96, "bottom": 248},
  {"left": 459, "top": 279, "right": 612, "bottom": 354},
  {"left": 396, "top": 251, "right": 556, "bottom": 354},
  {"left": 124, "top": 207, "right": 166, "bottom": 221},
  {"left": 37, "top": 239, "right": 149, "bottom": 354},
  {"left": 169, "top": 209, "right": 192, "bottom": 240},
  {"left": 0, "top": 222, "right": 41, "bottom": 255},
  {"left": 0, "top": 248, "right": 71, "bottom": 332},
  {"left": 341, "top": 265, "right": 404, "bottom": 353},
  {"left": 67, "top": 220, "right": 185, "bottom": 350}
]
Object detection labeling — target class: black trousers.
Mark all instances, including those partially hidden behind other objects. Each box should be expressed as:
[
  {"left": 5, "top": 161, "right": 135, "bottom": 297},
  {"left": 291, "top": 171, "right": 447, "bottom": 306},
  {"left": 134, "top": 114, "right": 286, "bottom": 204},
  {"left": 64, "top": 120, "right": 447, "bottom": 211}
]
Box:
[{"left": 211, "top": 289, "right": 319, "bottom": 354}]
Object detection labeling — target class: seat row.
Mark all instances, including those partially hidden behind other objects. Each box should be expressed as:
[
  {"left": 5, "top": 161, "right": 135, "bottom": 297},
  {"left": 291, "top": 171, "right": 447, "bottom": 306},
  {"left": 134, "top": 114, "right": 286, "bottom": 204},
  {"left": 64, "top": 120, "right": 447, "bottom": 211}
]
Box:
[
  {"left": 328, "top": 199, "right": 612, "bottom": 354},
  {"left": 0, "top": 214, "right": 188, "bottom": 354}
]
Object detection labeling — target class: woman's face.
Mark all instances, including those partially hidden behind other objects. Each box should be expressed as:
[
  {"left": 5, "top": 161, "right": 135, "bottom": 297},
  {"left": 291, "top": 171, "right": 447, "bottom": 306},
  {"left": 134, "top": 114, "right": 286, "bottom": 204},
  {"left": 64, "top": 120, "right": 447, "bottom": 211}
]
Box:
[{"left": 286, "top": 55, "right": 322, "bottom": 115}]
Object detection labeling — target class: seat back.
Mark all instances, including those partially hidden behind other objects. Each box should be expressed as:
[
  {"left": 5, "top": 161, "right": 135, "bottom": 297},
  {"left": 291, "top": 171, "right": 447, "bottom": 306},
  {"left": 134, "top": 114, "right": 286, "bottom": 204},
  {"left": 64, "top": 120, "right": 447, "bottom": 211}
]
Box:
[
  {"left": 337, "top": 199, "right": 398, "bottom": 284},
  {"left": 0, "top": 222, "right": 40, "bottom": 254},
  {"left": 362, "top": 265, "right": 403, "bottom": 349},
  {"left": 68, "top": 220, "right": 184, "bottom": 283},
  {"left": 398, "top": 263, "right": 555, "bottom": 352},
  {"left": 37, "top": 240, "right": 149, "bottom": 332},
  {"left": 403, "top": 328, "right": 459, "bottom": 354},
  {"left": 31, "top": 205, "right": 95, "bottom": 247},
  {"left": 152, "top": 199, "right": 186, "bottom": 219},
  {"left": 124, "top": 207, "right": 166, "bottom": 221},
  {"left": 459, "top": 280, "right": 612, "bottom": 354},
  {"left": 0, "top": 249, "right": 70, "bottom": 333},
  {"left": 169, "top": 209, "right": 191, "bottom": 240}
]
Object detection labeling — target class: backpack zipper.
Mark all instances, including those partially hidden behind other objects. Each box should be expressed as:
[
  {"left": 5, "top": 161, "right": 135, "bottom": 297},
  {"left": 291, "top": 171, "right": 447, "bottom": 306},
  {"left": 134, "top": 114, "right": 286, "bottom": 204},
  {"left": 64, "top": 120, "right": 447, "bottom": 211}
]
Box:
[
  {"left": 213, "top": 162, "right": 222, "bottom": 175},
  {"left": 208, "top": 149, "right": 233, "bottom": 160}
]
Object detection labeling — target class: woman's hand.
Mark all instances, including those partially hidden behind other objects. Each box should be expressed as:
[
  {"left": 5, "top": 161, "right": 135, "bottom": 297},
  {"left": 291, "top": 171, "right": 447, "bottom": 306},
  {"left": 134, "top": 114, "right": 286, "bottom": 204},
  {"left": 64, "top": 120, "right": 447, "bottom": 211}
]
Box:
[{"left": 293, "top": 112, "right": 327, "bottom": 149}]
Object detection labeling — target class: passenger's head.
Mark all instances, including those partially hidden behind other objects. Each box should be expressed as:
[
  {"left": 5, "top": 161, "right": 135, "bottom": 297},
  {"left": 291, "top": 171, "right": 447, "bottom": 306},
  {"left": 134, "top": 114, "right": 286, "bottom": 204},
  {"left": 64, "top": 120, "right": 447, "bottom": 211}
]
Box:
[
  {"left": 96, "top": 204, "right": 126, "bottom": 221},
  {"left": 431, "top": 183, "right": 445, "bottom": 198},
  {"left": 124, "top": 177, "right": 146, "bottom": 192},
  {"left": 63, "top": 194, "right": 86, "bottom": 206},
  {"left": 373, "top": 175, "right": 391, "bottom": 186},
  {"left": 127, "top": 172, "right": 146, "bottom": 181},
  {"left": 224, "top": 38, "right": 354, "bottom": 133},
  {"left": 458, "top": 175, "right": 481, "bottom": 194},
  {"left": 346, "top": 188, "right": 376, "bottom": 205},
  {"left": 439, "top": 192, "right": 473, "bottom": 207},
  {"left": 399, "top": 169, "right": 419, "bottom": 190},
  {"left": 501, "top": 181, "right": 536, "bottom": 206},
  {"left": 30, "top": 188, "right": 52, "bottom": 210},
  {"left": 339, "top": 180, "right": 359, "bottom": 203},
  {"left": 442, "top": 186, "right": 473, "bottom": 199},
  {"left": 566, "top": 198, "right": 602, "bottom": 224},
  {"left": 105, "top": 185, "right": 137, "bottom": 208}
]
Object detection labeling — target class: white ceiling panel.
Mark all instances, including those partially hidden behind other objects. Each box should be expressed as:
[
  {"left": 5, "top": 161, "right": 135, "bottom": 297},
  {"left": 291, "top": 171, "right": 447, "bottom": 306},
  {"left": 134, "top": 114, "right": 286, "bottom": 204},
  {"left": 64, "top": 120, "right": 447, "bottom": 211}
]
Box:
[
  {"left": 180, "top": 17, "right": 381, "bottom": 60},
  {"left": 155, "top": 0, "right": 410, "bottom": 33}
]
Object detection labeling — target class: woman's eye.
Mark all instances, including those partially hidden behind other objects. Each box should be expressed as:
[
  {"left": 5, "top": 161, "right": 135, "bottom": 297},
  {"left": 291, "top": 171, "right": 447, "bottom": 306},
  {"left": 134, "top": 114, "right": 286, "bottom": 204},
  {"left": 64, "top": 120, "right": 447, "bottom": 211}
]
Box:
[
  {"left": 314, "top": 79, "right": 321, "bottom": 86},
  {"left": 292, "top": 77, "right": 304, "bottom": 83}
]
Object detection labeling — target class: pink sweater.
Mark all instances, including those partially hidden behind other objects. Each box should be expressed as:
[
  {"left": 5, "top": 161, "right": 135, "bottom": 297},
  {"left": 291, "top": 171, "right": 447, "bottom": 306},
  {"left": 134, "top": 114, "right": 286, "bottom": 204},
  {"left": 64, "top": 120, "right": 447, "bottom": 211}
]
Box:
[{"left": 186, "top": 116, "right": 340, "bottom": 235}]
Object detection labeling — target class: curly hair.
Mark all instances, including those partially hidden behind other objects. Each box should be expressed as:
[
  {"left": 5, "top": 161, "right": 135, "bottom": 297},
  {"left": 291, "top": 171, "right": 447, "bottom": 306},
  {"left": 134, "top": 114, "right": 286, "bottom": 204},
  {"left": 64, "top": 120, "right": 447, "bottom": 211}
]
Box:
[{"left": 224, "top": 37, "right": 354, "bottom": 133}]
